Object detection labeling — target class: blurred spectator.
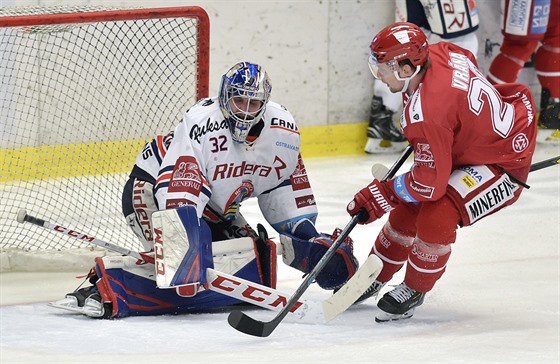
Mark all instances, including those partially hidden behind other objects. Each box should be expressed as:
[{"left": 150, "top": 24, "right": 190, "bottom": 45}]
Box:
[{"left": 487, "top": 0, "right": 559, "bottom": 144}]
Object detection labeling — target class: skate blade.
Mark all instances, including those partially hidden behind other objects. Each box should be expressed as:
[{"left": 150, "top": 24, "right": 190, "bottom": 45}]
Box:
[
  {"left": 47, "top": 297, "right": 84, "bottom": 314},
  {"left": 375, "top": 308, "right": 415, "bottom": 323}
]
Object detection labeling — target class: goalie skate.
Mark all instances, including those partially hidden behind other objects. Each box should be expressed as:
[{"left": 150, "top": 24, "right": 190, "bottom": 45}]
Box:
[
  {"left": 47, "top": 286, "right": 97, "bottom": 314},
  {"left": 82, "top": 294, "right": 108, "bottom": 318}
]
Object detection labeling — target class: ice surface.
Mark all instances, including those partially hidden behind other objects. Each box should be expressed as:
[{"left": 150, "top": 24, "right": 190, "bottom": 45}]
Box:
[{"left": 1, "top": 145, "right": 559, "bottom": 363}]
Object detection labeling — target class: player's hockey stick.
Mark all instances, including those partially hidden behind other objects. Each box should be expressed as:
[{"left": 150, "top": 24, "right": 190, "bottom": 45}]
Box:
[
  {"left": 227, "top": 145, "right": 414, "bottom": 337},
  {"left": 530, "top": 155, "right": 560, "bottom": 172}
]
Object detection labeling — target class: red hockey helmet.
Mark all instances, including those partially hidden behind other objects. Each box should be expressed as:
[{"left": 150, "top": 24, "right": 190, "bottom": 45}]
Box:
[{"left": 369, "top": 22, "right": 429, "bottom": 79}]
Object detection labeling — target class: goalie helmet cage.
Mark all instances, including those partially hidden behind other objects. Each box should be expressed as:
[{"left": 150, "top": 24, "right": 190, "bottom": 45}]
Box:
[{"left": 0, "top": 6, "right": 210, "bottom": 271}]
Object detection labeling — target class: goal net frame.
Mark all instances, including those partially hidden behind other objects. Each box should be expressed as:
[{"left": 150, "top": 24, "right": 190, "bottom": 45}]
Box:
[{"left": 0, "top": 6, "right": 210, "bottom": 271}]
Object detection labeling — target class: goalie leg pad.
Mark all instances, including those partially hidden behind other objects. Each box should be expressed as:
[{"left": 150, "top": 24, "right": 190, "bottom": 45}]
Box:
[
  {"left": 152, "top": 206, "right": 214, "bottom": 290},
  {"left": 280, "top": 229, "right": 358, "bottom": 290},
  {"left": 93, "top": 238, "right": 277, "bottom": 318},
  {"left": 93, "top": 255, "right": 249, "bottom": 318}
]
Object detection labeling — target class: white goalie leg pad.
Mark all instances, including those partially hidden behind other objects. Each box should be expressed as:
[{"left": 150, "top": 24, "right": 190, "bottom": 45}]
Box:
[{"left": 152, "top": 206, "right": 213, "bottom": 297}]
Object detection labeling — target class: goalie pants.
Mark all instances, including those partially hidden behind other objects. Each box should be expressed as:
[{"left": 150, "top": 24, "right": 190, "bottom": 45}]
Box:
[{"left": 371, "top": 164, "right": 528, "bottom": 293}]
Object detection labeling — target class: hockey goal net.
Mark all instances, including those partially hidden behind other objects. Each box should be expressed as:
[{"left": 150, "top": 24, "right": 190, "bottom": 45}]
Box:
[{"left": 0, "top": 6, "right": 210, "bottom": 271}]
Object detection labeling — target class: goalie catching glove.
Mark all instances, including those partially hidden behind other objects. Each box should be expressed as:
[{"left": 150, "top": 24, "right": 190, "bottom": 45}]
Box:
[
  {"left": 346, "top": 178, "right": 399, "bottom": 224},
  {"left": 279, "top": 218, "right": 358, "bottom": 290}
]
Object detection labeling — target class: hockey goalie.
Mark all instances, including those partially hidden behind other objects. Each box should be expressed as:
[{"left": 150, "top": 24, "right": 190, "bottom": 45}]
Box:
[{"left": 49, "top": 61, "right": 358, "bottom": 319}]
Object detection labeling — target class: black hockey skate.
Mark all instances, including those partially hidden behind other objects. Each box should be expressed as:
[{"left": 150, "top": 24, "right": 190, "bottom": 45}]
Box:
[
  {"left": 375, "top": 282, "right": 425, "bottom": 322},
  {"left": 365, "top": 96, "right": 407, "bottom": 154},
  {"left": 537, "top": 88, "right": 560, "bottom": 144}
]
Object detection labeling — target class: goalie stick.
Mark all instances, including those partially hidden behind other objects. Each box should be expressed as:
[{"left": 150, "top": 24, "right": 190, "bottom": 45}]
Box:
[
  {"left": 16, "top": 209, "right": 382, "bottom": 323},
  {"left": 208, "top": 254, "right": 382, "bottom": 324},
  {"left": 16, "top": 209, "right": 152, "bottom": 262},
  {"left": 227, "top": 145, "right": 414, "bottom": 337}
]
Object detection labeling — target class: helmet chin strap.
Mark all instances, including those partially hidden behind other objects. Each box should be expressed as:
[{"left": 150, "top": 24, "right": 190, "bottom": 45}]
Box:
[{"left": 394, "top": 65, "right": 422, "bottom": 93}]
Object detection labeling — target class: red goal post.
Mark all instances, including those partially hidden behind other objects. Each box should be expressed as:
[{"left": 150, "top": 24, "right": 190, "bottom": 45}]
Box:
[{"left": 0, "top": 6, "right": 210, "bottom": 271}]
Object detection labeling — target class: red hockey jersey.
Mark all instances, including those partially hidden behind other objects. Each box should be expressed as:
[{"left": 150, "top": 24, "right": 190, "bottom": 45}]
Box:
[{"left": 392, "top": 42, "right": 537, "bottom": 203}]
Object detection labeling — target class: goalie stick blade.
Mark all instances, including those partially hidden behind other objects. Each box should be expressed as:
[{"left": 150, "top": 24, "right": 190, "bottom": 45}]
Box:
[{"left": 228, "top": 310, "right": 276, "bottom": 337}]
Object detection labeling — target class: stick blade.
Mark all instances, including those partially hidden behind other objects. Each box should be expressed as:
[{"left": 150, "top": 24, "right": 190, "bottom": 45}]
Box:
[
  {"left": 228, "top": 310, "right": 275, "bottom": 337},
  {"left": 371, "top": 163, "right": 389, "bottom": 180},
  {"left": 321, "top": 254, "right": 383, "bottom": 322},
  {"left": 16, "top": 209, "right": 27, "bottom": 224}
]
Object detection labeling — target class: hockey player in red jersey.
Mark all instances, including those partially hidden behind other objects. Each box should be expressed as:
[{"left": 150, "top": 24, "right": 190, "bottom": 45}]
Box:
[
  {"left": 487, "top": 0, "right": 559, "bottom": 143},
  {"left": 366, "top": 0, "right": 481, "bottom": 154},
  {"left": 347, "top": 22, "right": 537, "bottom": 322}
]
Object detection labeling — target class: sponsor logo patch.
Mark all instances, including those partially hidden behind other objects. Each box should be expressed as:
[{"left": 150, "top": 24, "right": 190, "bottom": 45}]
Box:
[
  {"left": 165, "top": 198, "right": 192, "bottom": 210},
  {"left": 461, "top": 175, "right": 477, "bottom": 189},
  {"left": 291, "top": 156, "right": 311, "bottom": 191},
  {"left": 466, "top": 176, "right": 519, "bottom": 223},
  {"left": 189, "top": 118, "right": 228, "bottom": 143},
  {"left": 409, "top": 179, "right": 435, "bottom": 199},
  {"left": 295, "top": 194, "right": 316, "bottom": 208},
  {"left": 213, "top": 156, "right": 287, "bottom": 181},
  {"left": 512, "top": 133, "right": 529, "bottom": 153},
  {"left": 414, "top": 143, "right": 434, "bottom": 168},
  {"left": 168, "top": 156, "right": 202, "bottom": 195}
]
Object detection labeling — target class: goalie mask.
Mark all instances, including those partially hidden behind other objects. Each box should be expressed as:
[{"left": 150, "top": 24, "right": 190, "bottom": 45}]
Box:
[
  {"left": 368, "top": 22, "right": 428, "bottom": 83},
  {"left": 219, "top": 62, "right": 272, "bottom": 144}
]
